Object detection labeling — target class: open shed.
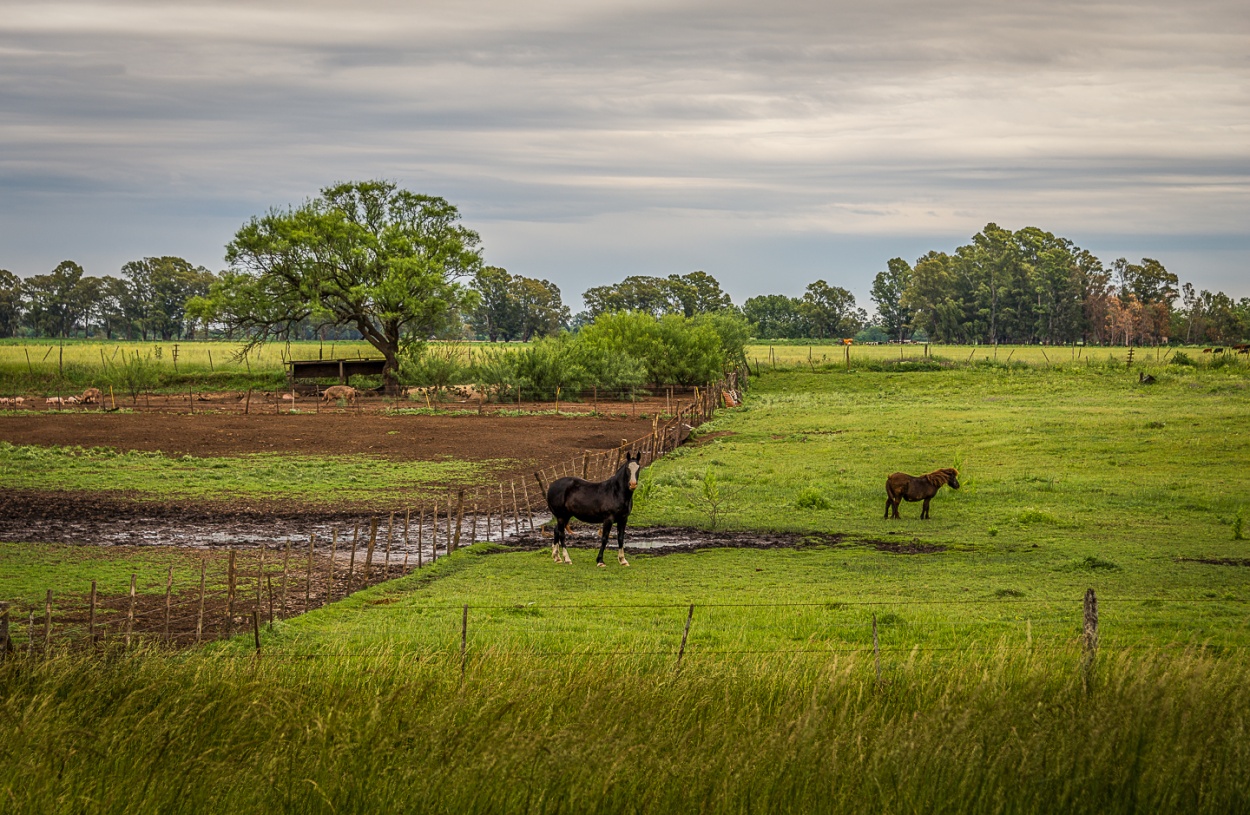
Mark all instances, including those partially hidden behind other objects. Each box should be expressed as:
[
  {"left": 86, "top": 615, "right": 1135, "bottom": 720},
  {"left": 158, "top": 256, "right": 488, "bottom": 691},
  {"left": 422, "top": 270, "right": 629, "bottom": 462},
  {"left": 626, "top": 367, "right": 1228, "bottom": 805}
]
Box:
[{"left": 286, "top": 358, "right": 387, "bottom": 385}]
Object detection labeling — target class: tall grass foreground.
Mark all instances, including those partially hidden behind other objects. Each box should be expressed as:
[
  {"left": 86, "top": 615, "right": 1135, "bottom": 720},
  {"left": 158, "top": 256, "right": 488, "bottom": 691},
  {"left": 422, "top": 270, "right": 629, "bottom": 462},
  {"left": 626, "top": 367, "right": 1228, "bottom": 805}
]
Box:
[{"left": 1, "top": 647, "right": 1246, "bottom": 813}]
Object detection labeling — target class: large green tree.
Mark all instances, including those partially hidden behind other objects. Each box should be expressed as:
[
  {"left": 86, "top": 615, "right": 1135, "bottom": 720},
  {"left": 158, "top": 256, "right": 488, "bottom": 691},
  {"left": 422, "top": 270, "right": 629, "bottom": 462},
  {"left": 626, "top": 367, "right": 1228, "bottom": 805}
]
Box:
[
  {"left": 22, "top": 261, "right": 93, "bottom": 337},
  {"left": 743, "top": 294, "right": 807, "bottom": 339},
  {"left": 799, "top": 280, "right": 863, "bottom": 339},
  {"left": 0, "top": 270, "right": 21, "bottom": 337},
  {"left": 121, "top": 256, "right": 216, "bottom": 340},
  {"left": 870, "top": 258, "right": 913, "bottom": 343},
  {"left": 582, "top": 271, "right": 733, "bottom": 319},
  {"left": 219, "top": 181, "right": 483, "bottom": 385}
]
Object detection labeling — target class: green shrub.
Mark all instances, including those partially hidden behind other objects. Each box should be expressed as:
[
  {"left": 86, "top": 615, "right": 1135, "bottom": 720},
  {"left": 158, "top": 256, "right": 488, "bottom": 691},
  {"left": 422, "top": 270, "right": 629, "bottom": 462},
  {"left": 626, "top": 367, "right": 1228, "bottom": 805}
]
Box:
[
  {"left": 1170, "top": 351, "right": 1193, "bottom": 366},
  {"left": 795, "top": 487, "right": 832, "bottom": 510}
]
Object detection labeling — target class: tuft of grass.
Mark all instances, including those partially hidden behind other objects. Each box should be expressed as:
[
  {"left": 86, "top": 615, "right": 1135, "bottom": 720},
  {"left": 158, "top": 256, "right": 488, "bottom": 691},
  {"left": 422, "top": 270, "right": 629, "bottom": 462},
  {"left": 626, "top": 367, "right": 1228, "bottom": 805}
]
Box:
[
  {"left": 1016, "top": 508, "right": 1061, "bottom": 526},
  {"left": 795, "top": 487, "right": 832, "bottom": 510}
]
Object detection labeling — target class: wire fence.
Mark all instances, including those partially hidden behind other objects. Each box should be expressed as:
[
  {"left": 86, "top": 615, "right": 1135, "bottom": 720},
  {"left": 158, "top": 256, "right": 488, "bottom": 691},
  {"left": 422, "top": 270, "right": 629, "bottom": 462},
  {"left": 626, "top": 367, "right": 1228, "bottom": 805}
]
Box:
[{"left": 0, "top": 369, "right": 748, "bottom": 657}]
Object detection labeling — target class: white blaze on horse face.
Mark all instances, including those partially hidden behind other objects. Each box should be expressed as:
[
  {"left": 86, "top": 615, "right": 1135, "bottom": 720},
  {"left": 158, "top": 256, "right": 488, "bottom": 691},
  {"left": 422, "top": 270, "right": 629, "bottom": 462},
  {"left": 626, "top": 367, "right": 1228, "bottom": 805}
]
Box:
[{"left": 628, "top": 461, "right": 640, "bottom": 490}]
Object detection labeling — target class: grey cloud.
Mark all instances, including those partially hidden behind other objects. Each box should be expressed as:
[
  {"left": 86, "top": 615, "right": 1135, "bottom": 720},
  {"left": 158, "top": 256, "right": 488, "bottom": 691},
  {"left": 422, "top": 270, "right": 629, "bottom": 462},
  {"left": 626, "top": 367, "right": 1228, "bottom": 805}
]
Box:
[{"left": 0, "top": 0, "right": 1247, "bottom": 300}]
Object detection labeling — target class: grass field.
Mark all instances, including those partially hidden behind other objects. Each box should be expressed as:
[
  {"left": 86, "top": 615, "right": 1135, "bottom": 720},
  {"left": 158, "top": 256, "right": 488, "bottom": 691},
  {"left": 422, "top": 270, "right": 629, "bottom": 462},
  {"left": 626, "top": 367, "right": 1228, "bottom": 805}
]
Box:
[
  {"left": 2, "top": 337, "right": 1246, "bottom": 395},
  {"left": 3, "top": 362, "right": 1249, "bottom": 812},
  {"left": 0, "top": 442, "right": 503, "bottom": 504}
]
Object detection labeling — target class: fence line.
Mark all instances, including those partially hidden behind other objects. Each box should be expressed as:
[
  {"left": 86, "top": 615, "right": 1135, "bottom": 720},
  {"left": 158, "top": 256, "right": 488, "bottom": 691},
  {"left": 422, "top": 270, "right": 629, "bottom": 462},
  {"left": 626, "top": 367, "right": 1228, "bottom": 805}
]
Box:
[{"left": 0, "top": 368, "right": 749, "bottom": 656}]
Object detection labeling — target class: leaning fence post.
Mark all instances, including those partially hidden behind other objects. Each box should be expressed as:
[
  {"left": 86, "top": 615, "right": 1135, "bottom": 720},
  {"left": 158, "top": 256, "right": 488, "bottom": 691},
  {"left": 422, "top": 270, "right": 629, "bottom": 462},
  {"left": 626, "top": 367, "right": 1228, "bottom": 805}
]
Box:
[
  {"left": 676, "top": 603, "right": 695, "bottom": 671},
  {"left": 305, "top": 533, "right": 315, "bottom": 610},
  {"left": 417, "top": 508, "right": 425, "bottom": 568},
  {"left": 519, "top": 478, "right": 535, "bottom": 532},
  {"left": 28, "top": 611, "right": 35, "bottom": 658},
  {"left": 125, "top": 576, "right": 136, "bottom": 649},
  {"left": 347, "top": 525, "right": 359, "bottom": 591},
  {"left": 227, "top": 549, "right": 237, "bottom": 634},
  {"left": 452, "top": 491, "right": 465, "bottom": 552},
  {"left": 164, "top": 564, "right": 173, "bottom": 644},
  {"left": 402, "top": 509, "right": 410, "bottom": 570},
  {"left": 384, "top": 512, "right": 394, "bottom": 577},
  {"left": 1082, "top": 588, "right": 1099, "bottom": 687},
  {"left": 280, "top": 539, "right": 291, "bottom": 615},
  {"left": 364, "top": 518, "right": 378, "bottom": 584},
  {"left": 510, "top": 481, "right": 522, "bottom": 536},
  {"left": 88, "top": 580, "right": 97, "bottom": 647},
  {"left": 327, "top": 531, "right": 338, "bottom": 603},
  {"left": 196, "top": 557, "right": 206, "bottom": 644}
]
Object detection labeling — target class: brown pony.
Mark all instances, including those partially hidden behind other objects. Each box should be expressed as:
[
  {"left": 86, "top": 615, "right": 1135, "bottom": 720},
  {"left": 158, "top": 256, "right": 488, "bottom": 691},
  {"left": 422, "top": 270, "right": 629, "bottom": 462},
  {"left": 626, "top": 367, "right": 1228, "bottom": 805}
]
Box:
[{"left": 884, "top": 468, "right": 959, "bottom": 520}]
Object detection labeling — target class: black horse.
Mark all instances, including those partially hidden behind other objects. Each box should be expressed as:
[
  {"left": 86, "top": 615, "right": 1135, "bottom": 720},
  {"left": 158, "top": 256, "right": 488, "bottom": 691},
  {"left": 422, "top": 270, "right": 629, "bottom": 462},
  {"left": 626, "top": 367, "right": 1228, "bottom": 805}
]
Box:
[{"left": 546, "top": 453, "right": 642, "bottom": 567}]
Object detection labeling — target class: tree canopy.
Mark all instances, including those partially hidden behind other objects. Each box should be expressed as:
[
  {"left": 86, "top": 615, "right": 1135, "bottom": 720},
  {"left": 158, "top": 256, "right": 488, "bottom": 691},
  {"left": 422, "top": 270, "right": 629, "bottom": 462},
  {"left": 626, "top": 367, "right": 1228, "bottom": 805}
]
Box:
[{"left": 219, "top": 181, "right": 483, "bottom": 384}]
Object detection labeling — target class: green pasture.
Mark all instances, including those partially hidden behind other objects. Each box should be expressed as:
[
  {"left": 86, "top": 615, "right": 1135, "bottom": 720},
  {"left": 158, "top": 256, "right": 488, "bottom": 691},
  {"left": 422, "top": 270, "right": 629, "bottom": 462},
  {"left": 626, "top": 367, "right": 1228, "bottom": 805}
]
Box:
[
  {"left": 0, "top": 442, "right": 506, "bottom": 505},
  {"left": 0, "top": 338, "right": 377, "bottom": 393},
  {"left": 744, "top": 340, "right": 1248, "bottom": 368},
  {"left": 4, "top": 362, "right": 1250, "bottom": 812},
  {"left": 0, "top": 543, "right": 226, "bottom": 607}
]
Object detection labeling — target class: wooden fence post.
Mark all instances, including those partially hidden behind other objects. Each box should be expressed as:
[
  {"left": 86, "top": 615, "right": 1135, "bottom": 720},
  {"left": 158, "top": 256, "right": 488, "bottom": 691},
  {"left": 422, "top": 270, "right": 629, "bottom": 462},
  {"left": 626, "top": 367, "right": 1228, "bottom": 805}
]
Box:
[
  {"left": 472, "top": 502, "right": 479, "bottom": 544},
  {"left": 252, "top": 609, "right": 261, "bottom": 652},
  {"left": 266, "top": 575, "right": 275, "bottom": 629},
  {"left": 280, "top": 539, "right": 291, "bottom": 615},
  {"left": 676, "top": 603, "right": 695, "bottom": 671},
  {"left": 364, "top": 517, "right": 378, "bottom": 584},
  {"left": 125, "top": 576, "right": 136, "bottom": 649},
  {"left": 510, "top": 481, "right": 522, "bottom": 537},
  {"left": 28, "top": 610, "right": 35, "bottom": 658},
  {"left": 347, "top": 525, "right": 359, "bottom": 591},
  {"left": 520, "top": 478, "right": 535, "bottom": 532},
  {"left": 384, "top": 512, "right": 394, "bottom": 578},
  {"left": 196, "top": 557, "right": 206, "bottom": 644},
  {"left": 327, "top": 531, "right": 338, "bottom": 604},
  {"left": 1082, "top": 588, "right": 1099, "bottom": 687},
  {"left": 431, "top": 503, "right": 439, "bottom": 562},
  {"left": 305, "top": 534, "right": 315, "bottom": 610},
  {"left": 417, "top": 508, "right": 425, "bottom": 568},
  {"left": 403, "top": 509, "right": 411, "bottom": 571},
  {"left": 164, "top": 565, "right": 173, "bottom": 644},
  {"left": 88, "top": 581, "right": 97, "bottom": 647},
  {"left": 227, "top": 549, "right": 237, "bottom": 634},
  {"left": 453, "top": 493, "right": 465, "bottom": 552}
]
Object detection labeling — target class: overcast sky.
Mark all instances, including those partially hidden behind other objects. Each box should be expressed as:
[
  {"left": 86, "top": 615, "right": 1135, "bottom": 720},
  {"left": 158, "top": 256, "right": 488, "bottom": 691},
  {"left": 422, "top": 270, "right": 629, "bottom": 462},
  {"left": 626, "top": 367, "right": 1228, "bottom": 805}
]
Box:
[{"left": 2, "top": 0, "right": 1247, "bottom": 310}]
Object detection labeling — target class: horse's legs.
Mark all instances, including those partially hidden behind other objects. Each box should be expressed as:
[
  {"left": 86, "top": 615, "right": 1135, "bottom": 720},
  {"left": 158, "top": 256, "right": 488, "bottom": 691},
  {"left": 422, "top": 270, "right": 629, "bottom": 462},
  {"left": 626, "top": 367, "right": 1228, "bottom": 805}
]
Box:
[
  {"left": 616, "top": 518, "right": 629, "bottom": 566},
  {"left": 552, "top": 518, "right": 562, "bottom": 562},
  {"left": 884, "top": 497, "right": 892, "bottom": 520},
  {"left": 597, "top": 521, "right": 612, "bottom": 568},
  {"left": 555, "top": 518, "right": 572, "bottom": 563},
  {"left": 921, "top": 497, "right": 931, "bottom": 520}
]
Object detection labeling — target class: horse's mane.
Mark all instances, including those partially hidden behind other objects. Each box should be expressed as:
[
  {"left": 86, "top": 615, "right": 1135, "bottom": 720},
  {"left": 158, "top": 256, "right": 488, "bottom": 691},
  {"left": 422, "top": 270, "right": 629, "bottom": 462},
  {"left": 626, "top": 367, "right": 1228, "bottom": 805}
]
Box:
[{"left": 924, "top": 468, "right": 958, "bottom": 486}]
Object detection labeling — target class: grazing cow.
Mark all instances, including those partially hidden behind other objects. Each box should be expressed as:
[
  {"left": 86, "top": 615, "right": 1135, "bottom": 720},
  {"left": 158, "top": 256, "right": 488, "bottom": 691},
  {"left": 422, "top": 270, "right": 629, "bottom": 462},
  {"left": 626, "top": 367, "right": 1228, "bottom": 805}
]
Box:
[
  {"left": 321, "top": 385, "right": 358, "bottom": 404},
  {"left": 81, "top": 387, "right": 103, "bottom": 404},
  {"left": 546, "top": 453, "right": 643, "bottom": 567},
  {"left": 884, "top": 468, "right": 960, "bottom": 520}
]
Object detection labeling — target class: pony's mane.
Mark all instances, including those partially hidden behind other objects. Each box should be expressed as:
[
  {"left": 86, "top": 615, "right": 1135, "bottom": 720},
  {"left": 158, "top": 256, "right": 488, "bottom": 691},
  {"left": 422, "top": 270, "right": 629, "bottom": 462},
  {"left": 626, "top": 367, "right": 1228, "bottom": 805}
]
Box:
[{"left": 924, "top": 468, "right": 958, "bottom": 486}]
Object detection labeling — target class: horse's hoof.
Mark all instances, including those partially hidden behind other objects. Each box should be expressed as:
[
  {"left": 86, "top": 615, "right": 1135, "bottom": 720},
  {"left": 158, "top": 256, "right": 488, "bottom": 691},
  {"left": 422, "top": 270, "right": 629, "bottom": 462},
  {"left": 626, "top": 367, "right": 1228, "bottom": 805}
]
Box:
[{"left": 597, "top": 562, "right": 606, "bottom": 568}]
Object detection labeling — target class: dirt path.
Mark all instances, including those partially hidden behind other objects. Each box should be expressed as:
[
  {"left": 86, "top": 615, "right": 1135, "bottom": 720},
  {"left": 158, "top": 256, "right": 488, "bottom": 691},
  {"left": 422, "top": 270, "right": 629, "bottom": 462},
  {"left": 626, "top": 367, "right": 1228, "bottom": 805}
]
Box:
[{"left": 0, "top": 411, "right": 655, "bottom": 461}]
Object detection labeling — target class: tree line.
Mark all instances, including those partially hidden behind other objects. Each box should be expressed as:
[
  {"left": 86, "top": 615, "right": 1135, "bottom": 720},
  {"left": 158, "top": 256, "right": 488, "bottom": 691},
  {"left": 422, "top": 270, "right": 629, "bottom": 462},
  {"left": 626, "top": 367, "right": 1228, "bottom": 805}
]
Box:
[{"left": 4, "top": 185, "right": 1247, "bottom": 383}]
